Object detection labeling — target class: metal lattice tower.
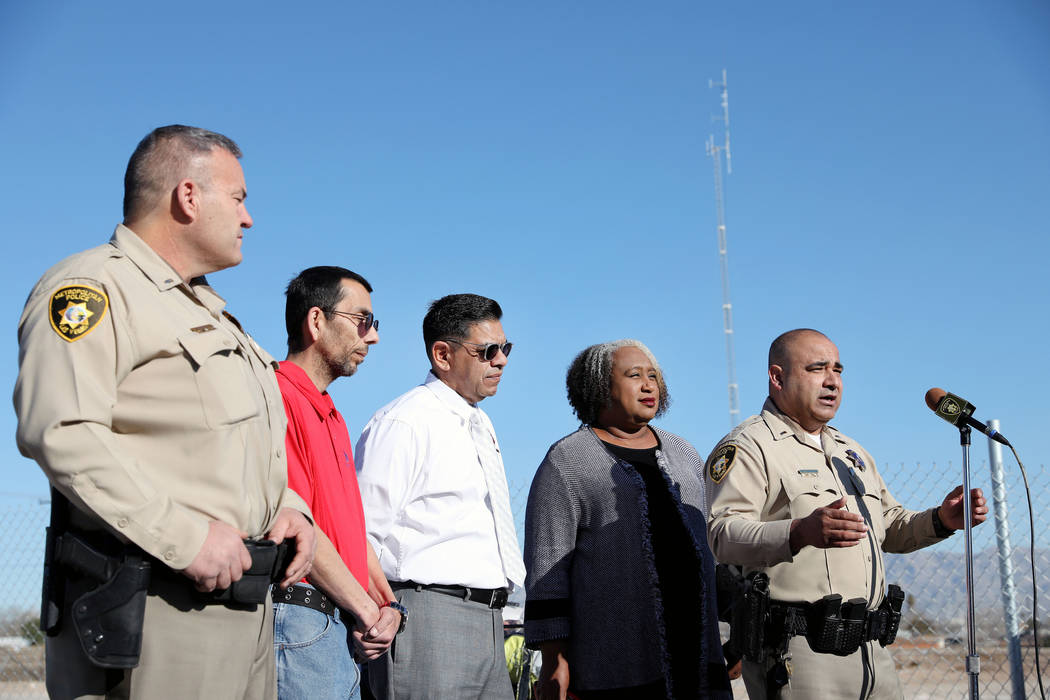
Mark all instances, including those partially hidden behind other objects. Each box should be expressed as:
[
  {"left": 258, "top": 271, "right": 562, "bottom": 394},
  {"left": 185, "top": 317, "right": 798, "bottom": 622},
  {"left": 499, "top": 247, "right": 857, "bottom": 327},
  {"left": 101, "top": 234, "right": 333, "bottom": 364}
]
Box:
[{"left": 706, "top": 69, "right": 739, "bottom": 427}]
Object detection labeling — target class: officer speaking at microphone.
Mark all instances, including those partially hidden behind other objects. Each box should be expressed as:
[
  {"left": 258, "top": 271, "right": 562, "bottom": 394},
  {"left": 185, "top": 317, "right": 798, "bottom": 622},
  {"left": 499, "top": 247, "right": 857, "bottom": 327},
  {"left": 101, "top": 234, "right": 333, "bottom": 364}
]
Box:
[{"left": 705, "top": 329, "right": 988, "bottom": 700}]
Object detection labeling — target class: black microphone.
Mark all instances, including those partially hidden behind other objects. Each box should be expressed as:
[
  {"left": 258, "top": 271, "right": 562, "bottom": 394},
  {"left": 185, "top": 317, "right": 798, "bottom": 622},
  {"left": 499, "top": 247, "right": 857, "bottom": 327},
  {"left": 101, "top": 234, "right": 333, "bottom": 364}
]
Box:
[{"left": 924, "top": 388, "right": 1011, "bottom": 447}]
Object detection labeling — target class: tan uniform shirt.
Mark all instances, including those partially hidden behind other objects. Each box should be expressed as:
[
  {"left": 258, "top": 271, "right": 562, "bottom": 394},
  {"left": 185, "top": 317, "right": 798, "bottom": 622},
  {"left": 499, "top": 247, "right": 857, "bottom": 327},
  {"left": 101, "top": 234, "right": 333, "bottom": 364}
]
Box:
[
  {"left": 705, "top": 398, "right": 942, "bottom": 607},
  {"left": 14, "top": 225, "right": 308, "bottom": 570}
]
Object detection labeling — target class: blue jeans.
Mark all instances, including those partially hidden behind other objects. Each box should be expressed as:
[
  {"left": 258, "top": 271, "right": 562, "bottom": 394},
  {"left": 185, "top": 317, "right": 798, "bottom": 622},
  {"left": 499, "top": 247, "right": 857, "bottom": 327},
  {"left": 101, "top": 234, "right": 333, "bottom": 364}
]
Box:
[{"left": 274, "top": 596, "right": 361, "bottom": 700}]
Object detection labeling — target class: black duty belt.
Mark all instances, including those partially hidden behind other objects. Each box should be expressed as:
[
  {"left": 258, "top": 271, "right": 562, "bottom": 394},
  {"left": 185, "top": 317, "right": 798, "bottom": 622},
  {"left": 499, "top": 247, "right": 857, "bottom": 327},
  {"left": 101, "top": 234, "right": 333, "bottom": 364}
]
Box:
[
  {"left": 770, "top": 600, "right": 885, "bottom": 643},
  {"left": 767, "top": 586, "right": 905, "bottom": 657},
  {"left": 273, "top": 583, "right": 339, "bottom": 617},
  {"left": 395, "top": 581, "right": 508, "bottom": 609}
]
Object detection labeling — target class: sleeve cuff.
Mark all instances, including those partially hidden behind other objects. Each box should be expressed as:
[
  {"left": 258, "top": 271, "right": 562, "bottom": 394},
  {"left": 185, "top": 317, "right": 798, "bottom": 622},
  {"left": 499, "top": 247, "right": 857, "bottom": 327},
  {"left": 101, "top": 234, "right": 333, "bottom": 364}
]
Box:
[
  {"left": 524, "top": 617, "right": 571, "bottom": 646},
  {"left": 279, "top": 487, "right": 314, "bottom": 525},
  {"left": 931, "top": 507, "right": 954, "bottom": 538},
  {"left": 71, "top": 472, "right": 210, "bottom": 570}
]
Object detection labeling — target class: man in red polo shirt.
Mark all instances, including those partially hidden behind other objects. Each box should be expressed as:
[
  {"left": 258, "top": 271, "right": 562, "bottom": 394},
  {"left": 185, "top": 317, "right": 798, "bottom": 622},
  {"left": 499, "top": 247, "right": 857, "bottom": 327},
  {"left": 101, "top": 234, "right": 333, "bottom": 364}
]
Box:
[{"left": 273, "top": 266, "right": 404, "bottom": 700}]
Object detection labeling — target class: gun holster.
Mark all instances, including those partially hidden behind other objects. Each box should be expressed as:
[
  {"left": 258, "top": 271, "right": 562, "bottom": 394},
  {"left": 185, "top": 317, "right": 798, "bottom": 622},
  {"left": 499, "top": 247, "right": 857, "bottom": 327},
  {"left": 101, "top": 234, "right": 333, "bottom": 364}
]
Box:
[
  {"left": 70, "top": 552, "right": 151, "bottom": 668},
  {"left": 41, "top": 525, "right": 63, "bottom": 636},
  {"left": 729, "top": 571, "right": 771, "bottom": 663}
]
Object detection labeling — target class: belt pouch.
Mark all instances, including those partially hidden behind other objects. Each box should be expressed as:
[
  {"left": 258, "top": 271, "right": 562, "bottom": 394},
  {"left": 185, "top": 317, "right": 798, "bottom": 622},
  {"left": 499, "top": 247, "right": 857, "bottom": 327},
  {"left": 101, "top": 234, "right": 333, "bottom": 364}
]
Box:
[
  {"left": 231, "top": 539, "right": 281, "bottom": 603},
  {"left": 879, "top": 584, "right": 905, "bottom": 646},
  {"left": 202, "top": 539, "right": 282, "bottom": 605},
  {"left": 836, "top": 598, "right": 868, "bottom": 656},
  {"left": 71, "top": 555, "right": 151, "bottom": 668},
  {"left": 805, "top": 594, "right": 843, "bottom": 654}
]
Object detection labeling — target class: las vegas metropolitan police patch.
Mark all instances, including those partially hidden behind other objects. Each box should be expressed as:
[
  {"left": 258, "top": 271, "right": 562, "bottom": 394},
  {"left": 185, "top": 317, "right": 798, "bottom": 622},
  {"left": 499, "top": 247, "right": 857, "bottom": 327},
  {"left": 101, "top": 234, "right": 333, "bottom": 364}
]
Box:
[
  {"left": 49, "top": 285, "right": 108, "bottom": 342},
  {"left": 709, "top": 443, "right": 737, "bottom": 483}
]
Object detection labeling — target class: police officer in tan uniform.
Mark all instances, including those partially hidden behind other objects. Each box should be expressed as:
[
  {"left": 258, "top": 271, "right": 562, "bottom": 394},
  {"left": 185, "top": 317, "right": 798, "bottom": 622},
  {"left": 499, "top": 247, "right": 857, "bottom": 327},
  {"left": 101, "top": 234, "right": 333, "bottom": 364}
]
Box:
[
  {"left": 14, "top": 125, "right": 316, "bottom": 699},
  {"left": 705, "top": 329, "right": 987, "bottom": 700}
]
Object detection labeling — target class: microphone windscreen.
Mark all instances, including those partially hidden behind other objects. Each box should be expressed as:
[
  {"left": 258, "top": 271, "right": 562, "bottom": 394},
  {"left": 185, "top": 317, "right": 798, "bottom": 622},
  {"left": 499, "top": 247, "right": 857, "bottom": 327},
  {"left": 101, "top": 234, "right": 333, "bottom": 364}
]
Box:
[{"left": 925, "top": 387, "right": 947, "bottom": 411}]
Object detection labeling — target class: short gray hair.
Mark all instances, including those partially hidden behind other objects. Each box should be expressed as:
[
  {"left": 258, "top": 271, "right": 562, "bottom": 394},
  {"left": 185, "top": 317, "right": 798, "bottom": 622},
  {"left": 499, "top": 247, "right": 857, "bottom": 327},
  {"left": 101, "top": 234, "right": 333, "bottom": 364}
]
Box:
[
  {"left": 566, "top": 339, "right": 670, "bottom": 426},
  {"left": 123, "top": 125, "right": 242, "bottom": 221}
]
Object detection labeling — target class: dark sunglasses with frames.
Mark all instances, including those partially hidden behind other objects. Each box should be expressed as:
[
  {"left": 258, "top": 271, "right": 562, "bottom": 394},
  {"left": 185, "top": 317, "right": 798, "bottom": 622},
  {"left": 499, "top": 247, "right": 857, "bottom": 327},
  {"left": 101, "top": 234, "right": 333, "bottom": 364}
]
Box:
[
  {"left": 325, "top": 309, "right": 379, "bottom": 332},
  {"left": 443, "top": 338, "right": 513, "bottom": 362}
]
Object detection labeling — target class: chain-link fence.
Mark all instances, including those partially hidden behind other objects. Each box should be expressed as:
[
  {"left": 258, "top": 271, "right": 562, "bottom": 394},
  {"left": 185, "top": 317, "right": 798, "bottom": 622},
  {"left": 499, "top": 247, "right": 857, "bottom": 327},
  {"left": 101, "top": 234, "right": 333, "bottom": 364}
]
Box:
[
  {"left": 881, "top": 454, "right": 1050, "bottom": 700},
  {"left": 0, "top": 497, "right": 47, "bottom": 700},
  {"left": 4, "top": 455, "right": 1048, "bottom": 699}
]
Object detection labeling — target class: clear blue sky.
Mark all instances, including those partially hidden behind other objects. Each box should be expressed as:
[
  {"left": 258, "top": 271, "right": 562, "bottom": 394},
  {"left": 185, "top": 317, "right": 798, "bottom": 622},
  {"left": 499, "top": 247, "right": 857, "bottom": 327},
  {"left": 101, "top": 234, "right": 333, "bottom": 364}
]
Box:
[{"left": 2, "top": 2, "right": 1048, "bottom": 521}]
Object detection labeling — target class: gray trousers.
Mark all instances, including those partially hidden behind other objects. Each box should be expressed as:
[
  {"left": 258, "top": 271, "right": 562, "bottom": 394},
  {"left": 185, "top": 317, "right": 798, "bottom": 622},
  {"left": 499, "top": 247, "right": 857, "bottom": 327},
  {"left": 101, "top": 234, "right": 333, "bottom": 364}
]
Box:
[
  {"left": 368, "top": 586, "right": 513, "bottom": 700},
  {"left": 742, "top": 636, "right": 902, "bottom": 700}
]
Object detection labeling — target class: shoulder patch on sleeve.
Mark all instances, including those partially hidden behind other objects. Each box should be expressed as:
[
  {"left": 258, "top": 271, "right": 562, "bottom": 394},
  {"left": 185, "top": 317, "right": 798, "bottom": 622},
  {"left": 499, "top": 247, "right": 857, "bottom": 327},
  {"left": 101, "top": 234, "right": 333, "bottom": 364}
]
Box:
[
  {"left": 709, "top": 443, "right": 737, "bottom": 483},
  {"left": 49, "top": 285, "right": 108, "bottom": 342}
]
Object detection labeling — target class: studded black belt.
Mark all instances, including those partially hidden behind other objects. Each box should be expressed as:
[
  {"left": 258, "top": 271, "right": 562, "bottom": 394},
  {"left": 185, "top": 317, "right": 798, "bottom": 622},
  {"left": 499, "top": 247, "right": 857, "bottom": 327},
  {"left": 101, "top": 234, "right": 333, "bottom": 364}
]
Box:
[{"left": 273, "top": 583, "right": 337, "bottom": 616}]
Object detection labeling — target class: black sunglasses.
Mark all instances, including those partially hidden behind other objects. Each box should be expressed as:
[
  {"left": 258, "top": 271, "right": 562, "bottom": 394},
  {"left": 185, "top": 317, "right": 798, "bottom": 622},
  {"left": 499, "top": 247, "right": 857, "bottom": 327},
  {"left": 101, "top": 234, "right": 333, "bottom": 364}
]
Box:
[
  {"left": 443, "top": 338, "right": 513, "bottom": 361},
  {"left": 326, "top": 309, "right": 379, "bottom": 332}
]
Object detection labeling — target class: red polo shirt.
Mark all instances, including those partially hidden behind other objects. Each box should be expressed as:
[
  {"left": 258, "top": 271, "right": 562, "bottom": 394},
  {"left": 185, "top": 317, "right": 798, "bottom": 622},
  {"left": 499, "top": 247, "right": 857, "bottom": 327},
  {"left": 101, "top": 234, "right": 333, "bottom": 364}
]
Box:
[{"left": 276, "top": 361, "right": 368, "bottom": 589}]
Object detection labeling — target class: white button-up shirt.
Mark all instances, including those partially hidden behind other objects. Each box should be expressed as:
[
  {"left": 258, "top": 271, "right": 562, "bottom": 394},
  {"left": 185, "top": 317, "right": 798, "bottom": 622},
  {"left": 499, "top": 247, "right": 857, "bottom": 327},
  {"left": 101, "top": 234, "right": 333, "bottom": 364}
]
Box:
[{"left": 355, "top": 372, "right": 509, "bottom": 589}]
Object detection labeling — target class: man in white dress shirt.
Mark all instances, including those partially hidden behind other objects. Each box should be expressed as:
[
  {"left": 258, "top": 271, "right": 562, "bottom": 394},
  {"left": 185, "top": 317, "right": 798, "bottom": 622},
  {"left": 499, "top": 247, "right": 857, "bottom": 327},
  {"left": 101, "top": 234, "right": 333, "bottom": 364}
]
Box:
[{"left": 356, "top": 293, "right": 522, "bottom": 700}]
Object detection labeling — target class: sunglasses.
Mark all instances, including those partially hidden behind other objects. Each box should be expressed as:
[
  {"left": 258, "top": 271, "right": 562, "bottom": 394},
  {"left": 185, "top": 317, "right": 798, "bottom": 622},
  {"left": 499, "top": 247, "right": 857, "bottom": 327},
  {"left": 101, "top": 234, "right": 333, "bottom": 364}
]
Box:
[
  {"left": 326, "top": 309, "right": 379, "bottom": 332},
  {"left": 443, "top": 338, "right": 513, "bottom": 361}
]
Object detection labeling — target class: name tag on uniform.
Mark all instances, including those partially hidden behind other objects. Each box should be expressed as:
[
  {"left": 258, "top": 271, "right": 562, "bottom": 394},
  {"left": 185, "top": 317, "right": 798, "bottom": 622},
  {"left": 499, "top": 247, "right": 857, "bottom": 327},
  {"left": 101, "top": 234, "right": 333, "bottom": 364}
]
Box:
[
  {"left": 797, "top": 469, "right": 819, "bottom": 477},
  {"left": 190, "top": 324, "right": 216, "bottom": 334}
]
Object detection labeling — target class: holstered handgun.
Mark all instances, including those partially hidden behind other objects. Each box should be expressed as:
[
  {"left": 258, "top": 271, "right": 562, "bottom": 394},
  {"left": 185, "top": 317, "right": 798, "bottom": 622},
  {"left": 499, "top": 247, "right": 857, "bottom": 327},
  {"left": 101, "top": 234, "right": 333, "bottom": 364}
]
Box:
[{"left": 729, "top": 572, "right": 770, "bottom": 663}]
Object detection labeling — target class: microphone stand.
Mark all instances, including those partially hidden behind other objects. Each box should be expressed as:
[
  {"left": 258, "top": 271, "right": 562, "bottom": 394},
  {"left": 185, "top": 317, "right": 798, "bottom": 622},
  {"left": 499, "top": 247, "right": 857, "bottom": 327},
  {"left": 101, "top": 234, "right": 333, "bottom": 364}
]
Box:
[{"left": 959, "top": 423, "right": 980, "bottom": 700}]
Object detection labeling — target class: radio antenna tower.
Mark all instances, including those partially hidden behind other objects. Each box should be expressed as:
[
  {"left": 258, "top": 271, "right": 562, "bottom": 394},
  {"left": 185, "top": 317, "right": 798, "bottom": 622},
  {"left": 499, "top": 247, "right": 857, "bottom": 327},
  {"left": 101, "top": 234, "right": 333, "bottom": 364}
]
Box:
[{"left": 706, "top": 69, "right": 739, "bottom": 427}]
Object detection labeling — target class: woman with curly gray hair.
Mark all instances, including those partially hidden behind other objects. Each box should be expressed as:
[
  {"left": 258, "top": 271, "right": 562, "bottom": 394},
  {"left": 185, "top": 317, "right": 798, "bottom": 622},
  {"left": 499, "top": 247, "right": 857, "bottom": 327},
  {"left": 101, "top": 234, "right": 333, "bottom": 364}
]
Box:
[{"left": 523, "top": 340, "right": 730, "bottom": 699}]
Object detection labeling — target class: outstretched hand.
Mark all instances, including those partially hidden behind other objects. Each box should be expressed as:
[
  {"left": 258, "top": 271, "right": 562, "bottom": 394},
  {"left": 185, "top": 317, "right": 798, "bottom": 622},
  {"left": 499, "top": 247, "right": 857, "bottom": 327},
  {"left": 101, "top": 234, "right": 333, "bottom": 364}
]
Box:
[
  {"left": 938, "top": 485, "right": 988, "bottom": 531},
  {"left": 789, "top": 497, "right": 868, "bottom": 554}
]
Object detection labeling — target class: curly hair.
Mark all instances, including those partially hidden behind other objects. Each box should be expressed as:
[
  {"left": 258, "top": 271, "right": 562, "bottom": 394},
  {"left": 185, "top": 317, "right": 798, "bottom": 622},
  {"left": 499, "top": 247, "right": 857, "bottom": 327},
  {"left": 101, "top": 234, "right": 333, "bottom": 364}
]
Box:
[{"left": 566, "top": 339, "right": 670, "bottom": 426}]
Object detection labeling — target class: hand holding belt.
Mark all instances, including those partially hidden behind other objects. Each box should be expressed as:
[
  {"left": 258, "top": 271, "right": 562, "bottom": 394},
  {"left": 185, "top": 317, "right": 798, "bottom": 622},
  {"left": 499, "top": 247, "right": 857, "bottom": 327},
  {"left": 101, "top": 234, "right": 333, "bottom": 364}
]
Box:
[{"left": 193, "top": 538, "right": 294, "bottom": 605}]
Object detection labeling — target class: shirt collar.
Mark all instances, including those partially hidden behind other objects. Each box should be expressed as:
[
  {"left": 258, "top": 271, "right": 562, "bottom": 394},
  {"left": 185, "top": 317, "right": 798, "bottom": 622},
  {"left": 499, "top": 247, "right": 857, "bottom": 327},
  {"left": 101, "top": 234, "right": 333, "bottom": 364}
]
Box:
[
  {"left": 760, "top": 397, "right": 845, "bottom": 446},
  {"left": 423, "top": 370, "right": 479, "bottom": 423},
  {"left": 109, "top": 224, "right": 228, "bottom": 315},
  {"left": 109, "top": 224, "right": 184, "bottom": 291},
  {"left": 278, "top": 360, "right": 335, "bottom": 419}
]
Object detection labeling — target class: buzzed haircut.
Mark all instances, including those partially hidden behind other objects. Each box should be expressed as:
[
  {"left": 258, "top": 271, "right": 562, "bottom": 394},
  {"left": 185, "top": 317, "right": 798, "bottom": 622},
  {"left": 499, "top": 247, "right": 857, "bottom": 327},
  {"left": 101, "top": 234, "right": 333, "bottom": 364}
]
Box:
[
  {"left": 123, "top": 124, "right": 242, "bottom": 222},
  {"left": 285, "top": 266, "right": 373, "bottom": 353},
  {"left": 422, "top": 294, "right": 502, "bottom": 364},
  {"left": 768, "top": 328, "right": 828, "bottom": 369}
]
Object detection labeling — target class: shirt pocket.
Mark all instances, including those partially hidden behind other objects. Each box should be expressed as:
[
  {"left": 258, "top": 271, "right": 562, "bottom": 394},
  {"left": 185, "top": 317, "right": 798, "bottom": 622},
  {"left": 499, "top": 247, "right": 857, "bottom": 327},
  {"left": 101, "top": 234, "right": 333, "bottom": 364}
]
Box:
[
  {"left": 178, "top": 330, "right": 260, "bottom": 429},
  {"left": 780, "top": 471, "right": 840, "bottom": 520}
]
